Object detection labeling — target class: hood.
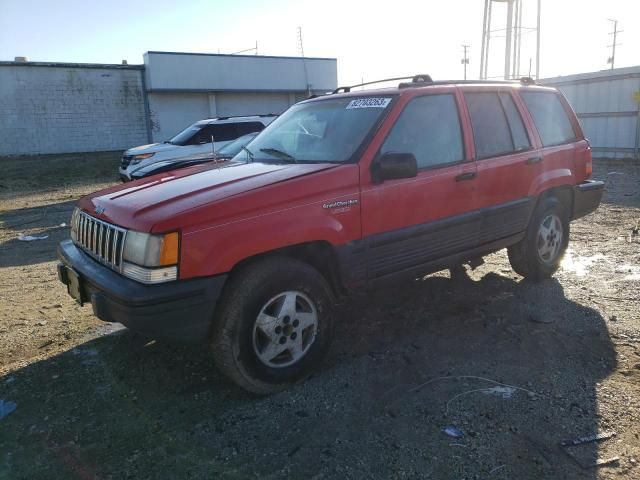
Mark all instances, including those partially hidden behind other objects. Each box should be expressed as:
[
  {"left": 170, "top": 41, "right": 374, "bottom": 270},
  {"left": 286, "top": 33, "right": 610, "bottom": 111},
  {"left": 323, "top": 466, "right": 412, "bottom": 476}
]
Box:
[
  {"left": 125, "top": 143, "right": 179, "bottom": 155},
  {"left": 80, "top": 161, "right": 338, "bottom": 231}
]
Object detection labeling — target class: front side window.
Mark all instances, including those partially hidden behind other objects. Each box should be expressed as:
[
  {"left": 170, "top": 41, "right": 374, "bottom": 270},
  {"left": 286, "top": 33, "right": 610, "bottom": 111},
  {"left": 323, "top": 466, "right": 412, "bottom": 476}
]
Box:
[
  {"left": 233, "top": 96, "right": 394, "bottom": 163},
  {"left": 380, "top": 94, "right": 464, "bottom": 169},
  {"left": 168, "top": 125, "right": 202, "bottom": 146},
  {"left": 521, "top": 91, "right": 577, "bottom": 147}
]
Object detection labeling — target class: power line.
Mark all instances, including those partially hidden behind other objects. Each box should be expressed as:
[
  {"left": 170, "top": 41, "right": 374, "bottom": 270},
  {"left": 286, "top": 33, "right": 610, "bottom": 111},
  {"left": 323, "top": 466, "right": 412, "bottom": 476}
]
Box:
[{"left": 230, "top": 41, "right": 258, "bottom": 55}]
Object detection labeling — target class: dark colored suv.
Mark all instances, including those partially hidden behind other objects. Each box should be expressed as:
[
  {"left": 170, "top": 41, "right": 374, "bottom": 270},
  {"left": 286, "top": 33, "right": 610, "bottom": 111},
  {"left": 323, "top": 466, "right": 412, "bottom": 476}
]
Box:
[{"left": 58, "top": 75, "right": 604, "bottom": 393}]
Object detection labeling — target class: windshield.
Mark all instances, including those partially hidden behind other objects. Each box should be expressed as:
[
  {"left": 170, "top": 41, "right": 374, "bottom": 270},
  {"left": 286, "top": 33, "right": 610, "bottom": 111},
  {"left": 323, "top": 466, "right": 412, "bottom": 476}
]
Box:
[
  {"left": 168, "top": 124, "right": 202, "bottom": 146},
  {"left": 232, "top": 96, "right": 394, "bottom": 163},
  {"left": 217, "top": 132, "right": 259, "bottom": 157}
]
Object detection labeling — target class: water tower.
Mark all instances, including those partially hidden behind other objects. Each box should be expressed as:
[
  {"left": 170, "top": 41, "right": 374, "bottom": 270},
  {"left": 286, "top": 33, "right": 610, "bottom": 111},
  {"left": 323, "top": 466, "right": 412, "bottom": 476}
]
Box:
[{"left": 479, "top": 0, "right": 541, "bottom": 80}]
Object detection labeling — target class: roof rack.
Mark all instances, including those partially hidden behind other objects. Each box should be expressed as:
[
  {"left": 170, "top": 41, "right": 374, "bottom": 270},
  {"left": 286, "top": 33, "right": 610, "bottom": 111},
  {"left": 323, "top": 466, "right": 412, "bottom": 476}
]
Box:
[
  {"left": 331, "top": 74, "right": 537, "bottom": 94},
  {"left": 332, "top": 75, "right": 428, "bottom": 94},
  {"left": 214, "top": 113, "right": 277, "bottom": 121},
  {"left": 399, "top": 76, "right": 537, "bottom": 88}
]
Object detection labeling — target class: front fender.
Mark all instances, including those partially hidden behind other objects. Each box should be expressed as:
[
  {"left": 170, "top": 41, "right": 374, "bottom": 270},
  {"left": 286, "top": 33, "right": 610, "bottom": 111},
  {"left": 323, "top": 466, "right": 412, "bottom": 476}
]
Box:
[{"left": 180, "top": 200, "right": 360, "bottom": 278}]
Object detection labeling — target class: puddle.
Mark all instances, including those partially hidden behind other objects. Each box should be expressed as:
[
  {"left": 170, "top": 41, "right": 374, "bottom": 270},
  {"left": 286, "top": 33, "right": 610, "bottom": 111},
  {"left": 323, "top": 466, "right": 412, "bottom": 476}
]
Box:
[
  {"left": 561, "top": 249, "right": 605, "bottom": 276},
  {"left": 480, "top": 386, "right": 516, "bottom": 399},
  {"left": 561, "top": 249, "right": 640, "bottom": 281},
  {"left": 615, "top": 264, "right": 640, "bottom": 281}
]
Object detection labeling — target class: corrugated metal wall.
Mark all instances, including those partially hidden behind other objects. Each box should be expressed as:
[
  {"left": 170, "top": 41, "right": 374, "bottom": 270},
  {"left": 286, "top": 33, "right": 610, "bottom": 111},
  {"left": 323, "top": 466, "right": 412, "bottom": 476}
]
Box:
[{"left": 542, "top": 66, "right": 640, "bottom": 160}]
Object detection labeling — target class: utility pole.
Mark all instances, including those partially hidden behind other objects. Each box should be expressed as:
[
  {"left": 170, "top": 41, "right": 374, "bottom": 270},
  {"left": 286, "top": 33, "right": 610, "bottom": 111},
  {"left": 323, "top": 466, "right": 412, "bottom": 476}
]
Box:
[
  {"left": 607, "top": 19, "right": 622, "bottom": 70},
  {"left": 461, "top": 44, "right": 470, "bottom": 80},
  {"left": 535, "top": 0, "right": 541, "bottom": 80},
  {"left": 297, "top": 27, "right": 310, "bottom": 96},
  {"left": 504, "top": 0, "right": 514, "bottom": 79}
]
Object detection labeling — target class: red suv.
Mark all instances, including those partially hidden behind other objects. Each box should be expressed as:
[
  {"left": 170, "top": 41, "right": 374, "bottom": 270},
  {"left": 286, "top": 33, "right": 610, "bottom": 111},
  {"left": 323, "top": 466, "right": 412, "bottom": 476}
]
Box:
[{"left": 58, "top": 75, "right": 604, "bottom": 393}]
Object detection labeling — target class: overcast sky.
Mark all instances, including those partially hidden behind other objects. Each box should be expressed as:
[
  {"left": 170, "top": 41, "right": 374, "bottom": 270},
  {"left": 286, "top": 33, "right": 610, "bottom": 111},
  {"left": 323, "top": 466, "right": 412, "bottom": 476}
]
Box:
[{"left": 1, "top": 0, "right": 639, "bottom": 85}]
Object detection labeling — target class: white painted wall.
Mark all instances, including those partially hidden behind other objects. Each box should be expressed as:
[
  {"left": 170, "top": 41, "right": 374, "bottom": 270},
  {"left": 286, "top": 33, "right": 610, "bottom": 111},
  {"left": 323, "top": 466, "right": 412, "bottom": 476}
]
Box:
[
  {"left": 144, "top": 52, "right": 337, "bottom": 93},
  {"left": 149, "top": 92, "right": 300, "bottom": 142},
  {"left": 0, "top": 64, "right": 148, "bottom": 156},
  {"left": 148, "top": 92, "right": 209, "bottom": 142},
  {"left": 215, "top": 92, "right": 290, "bottom": 116}
]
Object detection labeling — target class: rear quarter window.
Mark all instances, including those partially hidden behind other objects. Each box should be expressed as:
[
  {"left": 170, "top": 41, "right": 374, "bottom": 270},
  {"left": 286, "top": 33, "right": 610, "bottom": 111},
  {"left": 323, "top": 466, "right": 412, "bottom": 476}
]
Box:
[{"left": 520, "top": 91, "right": 577, "bottom": 147}]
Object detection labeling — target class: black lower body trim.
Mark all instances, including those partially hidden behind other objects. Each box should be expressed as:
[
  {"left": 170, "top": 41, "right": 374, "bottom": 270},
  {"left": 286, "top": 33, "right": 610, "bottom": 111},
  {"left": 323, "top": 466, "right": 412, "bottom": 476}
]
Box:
[
  {"left": 367, "top": 232, "right": 524, "bottom": 289},
  {"left": 365, "top": 198, "right": 533, "bottom": 280}
]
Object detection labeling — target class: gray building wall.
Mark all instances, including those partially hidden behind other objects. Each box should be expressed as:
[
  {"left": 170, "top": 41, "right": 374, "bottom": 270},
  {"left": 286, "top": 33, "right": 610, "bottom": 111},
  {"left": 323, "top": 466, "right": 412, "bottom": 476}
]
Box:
[
  {"left": 542, "top": 66, "right": 640, "bottom": 160},
  {"left": 0, "top": 63, "right": 149, "bottom": 155},
  {"left": 0, "top": 52, "right": 337, "bottom": 155}
]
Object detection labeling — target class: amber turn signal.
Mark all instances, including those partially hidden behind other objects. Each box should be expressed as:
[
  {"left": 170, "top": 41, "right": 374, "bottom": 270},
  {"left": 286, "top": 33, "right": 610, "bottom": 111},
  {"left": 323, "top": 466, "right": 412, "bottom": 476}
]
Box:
[{"left": 159, "top": 232, "right": 179, "bottom": 266}]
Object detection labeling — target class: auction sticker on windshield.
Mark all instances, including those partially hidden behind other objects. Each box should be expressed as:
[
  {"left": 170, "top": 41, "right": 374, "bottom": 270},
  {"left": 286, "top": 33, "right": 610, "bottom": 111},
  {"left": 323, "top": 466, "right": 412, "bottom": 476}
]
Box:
[{"left": 346, "top": 98, "right": 392, "bottom": 109}]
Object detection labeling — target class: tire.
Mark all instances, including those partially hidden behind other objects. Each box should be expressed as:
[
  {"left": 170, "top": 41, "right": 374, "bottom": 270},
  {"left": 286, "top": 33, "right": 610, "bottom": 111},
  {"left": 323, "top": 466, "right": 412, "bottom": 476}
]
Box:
[
  {"left": 211, "top": 257, "right": 335, "bottom": 394},
  {"left": 508, "top": 196, "right": 569, "bottom": 281}
]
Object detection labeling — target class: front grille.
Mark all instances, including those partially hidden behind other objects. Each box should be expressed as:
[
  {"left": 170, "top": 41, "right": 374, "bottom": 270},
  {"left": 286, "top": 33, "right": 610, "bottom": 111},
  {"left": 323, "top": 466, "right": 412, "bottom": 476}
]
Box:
[
  {"left": 71, "top": 210, "right": 127, "bottom": 271},
  {"left": 121, "top": 155, "right": 134, "bottom": 169}
]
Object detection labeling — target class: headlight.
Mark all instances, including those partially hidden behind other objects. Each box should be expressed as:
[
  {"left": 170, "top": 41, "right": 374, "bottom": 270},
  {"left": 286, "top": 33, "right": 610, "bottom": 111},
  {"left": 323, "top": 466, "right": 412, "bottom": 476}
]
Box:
[
  {"left": 130, "top": 153, "right": 155, "bottom": 165},
  {"left": 121, "top": 231, "right": 179, "bottom": 283}
]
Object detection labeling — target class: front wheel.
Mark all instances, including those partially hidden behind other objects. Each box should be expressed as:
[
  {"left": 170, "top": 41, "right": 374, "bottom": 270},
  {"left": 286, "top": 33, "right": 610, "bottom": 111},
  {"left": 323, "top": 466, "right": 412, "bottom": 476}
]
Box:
[
  {"left": 508, "top": 197, "right": 569, "bottom": 281},
  {"left": 211, "top": 257, "right": 334, "bottom": 394}
]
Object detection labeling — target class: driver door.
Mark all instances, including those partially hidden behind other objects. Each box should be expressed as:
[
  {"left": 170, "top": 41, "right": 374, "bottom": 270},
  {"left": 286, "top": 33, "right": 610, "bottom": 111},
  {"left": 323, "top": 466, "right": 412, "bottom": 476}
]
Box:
[{"left": 360, "top": 90, "right": 479, "bottom": 281}]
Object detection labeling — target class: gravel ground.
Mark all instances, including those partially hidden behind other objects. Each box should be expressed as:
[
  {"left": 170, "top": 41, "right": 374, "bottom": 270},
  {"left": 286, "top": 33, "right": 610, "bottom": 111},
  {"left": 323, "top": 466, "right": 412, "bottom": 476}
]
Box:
[{"left": 0, "top": 154, "right": 639, "bottom": 479}]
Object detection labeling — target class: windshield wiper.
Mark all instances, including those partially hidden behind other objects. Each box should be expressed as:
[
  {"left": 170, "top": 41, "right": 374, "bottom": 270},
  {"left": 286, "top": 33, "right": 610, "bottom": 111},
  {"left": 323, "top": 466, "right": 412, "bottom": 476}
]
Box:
[
  {"left": 240, "top": 145, "right": 254, "bottom": 163},
  {"left": 259, "top": 147, "right": 297, "bottom": 163}
]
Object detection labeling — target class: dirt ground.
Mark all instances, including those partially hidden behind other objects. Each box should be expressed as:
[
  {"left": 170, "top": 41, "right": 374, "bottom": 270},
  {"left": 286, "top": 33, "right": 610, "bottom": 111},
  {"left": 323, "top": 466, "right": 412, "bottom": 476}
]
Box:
[{"left": 1, "top": 153, "right": 639, "bottom": 479}]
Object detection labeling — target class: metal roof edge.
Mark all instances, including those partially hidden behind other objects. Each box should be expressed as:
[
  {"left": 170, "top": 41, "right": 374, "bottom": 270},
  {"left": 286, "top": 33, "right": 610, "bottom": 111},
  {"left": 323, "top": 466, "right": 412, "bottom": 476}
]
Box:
[
  {"left": 541, "top": 65, "right": 640, "bottom": 85},
  {"left": 0, "top": 61, "right": 144, "bottom": 70},
  {"left": 144, "top": 51, "right": 337, "bottom": 62},
  {"left": 146, "top": 88, "right": 332, "bottom": 94}
]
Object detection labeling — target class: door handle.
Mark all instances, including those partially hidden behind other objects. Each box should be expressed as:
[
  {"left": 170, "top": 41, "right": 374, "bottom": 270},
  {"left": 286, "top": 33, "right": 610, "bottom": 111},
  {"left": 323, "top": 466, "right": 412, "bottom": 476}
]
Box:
[
  {"left": 455, "top": 172, "right": 477, "bottom": 182},
  {"left": 525, "top": 156, "right": 543, "bottom": 165}
]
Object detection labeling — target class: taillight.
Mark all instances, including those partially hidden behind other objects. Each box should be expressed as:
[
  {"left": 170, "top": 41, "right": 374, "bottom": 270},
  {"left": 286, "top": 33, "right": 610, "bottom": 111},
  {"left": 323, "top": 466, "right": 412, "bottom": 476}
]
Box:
[{"left": 583, "top": 138, "right": 592, "bottom": 178}]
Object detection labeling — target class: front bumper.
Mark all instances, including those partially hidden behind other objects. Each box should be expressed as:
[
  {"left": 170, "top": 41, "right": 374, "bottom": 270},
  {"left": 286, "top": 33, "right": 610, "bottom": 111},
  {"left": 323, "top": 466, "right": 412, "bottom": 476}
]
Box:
[
  {"left": 57, "top": 240, "right": 227, "bottom": 342},
  {"left": 118, "top": 166, "right": 131, "bottom": 182},
  {"left": 572, "top": 180, "right": 605, "bottom": 220}
]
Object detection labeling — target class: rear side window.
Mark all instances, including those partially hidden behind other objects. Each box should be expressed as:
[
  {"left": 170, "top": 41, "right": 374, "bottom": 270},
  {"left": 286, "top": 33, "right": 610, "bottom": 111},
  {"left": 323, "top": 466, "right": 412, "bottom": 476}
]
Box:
[
  {"left": 380, "top": 94, "right": 464, "bottom": 169},
  {"left": 210, "top": 123, "right": 240, "bottom": 142},
  {"left": 236, "top": 121, "right": 265, "bottom": 136},
  {"left": 520, "top": 91, "right": 577, "bottom": 147},
  {"left": 465, "top": 92, "right": 530, "bottom": 159}
]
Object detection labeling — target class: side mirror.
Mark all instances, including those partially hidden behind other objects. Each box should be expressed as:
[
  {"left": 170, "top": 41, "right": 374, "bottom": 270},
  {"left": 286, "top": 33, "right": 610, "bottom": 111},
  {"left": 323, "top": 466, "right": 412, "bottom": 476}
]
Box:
[{"left": 372, "top": 152, "right": 418, "bottom": 182}]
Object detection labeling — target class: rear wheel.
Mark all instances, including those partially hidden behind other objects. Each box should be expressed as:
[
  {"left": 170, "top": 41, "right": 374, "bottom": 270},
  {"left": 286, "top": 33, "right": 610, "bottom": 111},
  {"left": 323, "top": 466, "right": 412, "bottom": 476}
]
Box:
[
  {"left": 211, "top": 257, "right": 334, "bottom": 394},
  {"left": 508, "top": 196, "right": 569, "bottom": 281}
]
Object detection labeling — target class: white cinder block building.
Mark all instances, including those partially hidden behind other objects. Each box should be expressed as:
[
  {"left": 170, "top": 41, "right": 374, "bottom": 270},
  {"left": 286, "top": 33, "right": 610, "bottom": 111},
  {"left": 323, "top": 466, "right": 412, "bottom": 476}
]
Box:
[
  {"left": 0, "top": 52, "right": 337, "bottom": 156},
  {"left": 0, "top": 62, "right": 149, "bottom": 156}
]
